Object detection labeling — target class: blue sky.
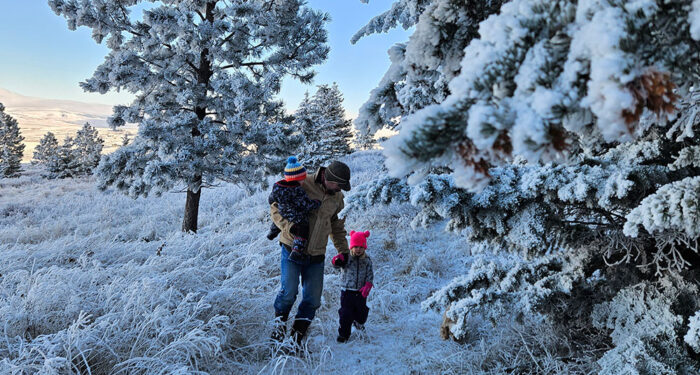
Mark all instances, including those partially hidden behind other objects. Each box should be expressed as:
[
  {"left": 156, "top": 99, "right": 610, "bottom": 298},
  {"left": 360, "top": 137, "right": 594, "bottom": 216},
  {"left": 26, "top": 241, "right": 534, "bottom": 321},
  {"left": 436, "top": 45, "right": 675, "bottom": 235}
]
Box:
[{"left": 0, "top": 1, "right": 409, "bottom": 118}]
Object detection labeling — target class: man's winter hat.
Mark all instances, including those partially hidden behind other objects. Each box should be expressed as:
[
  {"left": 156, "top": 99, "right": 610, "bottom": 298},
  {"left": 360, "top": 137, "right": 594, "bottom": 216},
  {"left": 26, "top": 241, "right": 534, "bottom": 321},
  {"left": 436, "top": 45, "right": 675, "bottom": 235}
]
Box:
[
  {"left": 325, "top": 161, "right": 351, "bottom": 191},
  {"left": 284, "top": 156, "right": 307, "bottom": 182},
  {"left": 349, "top": 230, "right": 370, "bottom": 249}
]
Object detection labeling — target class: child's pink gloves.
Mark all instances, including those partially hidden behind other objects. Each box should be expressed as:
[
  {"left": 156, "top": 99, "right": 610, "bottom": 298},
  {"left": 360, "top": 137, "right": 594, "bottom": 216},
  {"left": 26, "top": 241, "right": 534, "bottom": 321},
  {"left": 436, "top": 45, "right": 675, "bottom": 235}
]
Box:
[
  {"left": 359, "top": 282, "right": 373, "bottom": 298},
  {"left": 332, "top": 253, "right": 347, "bottom": 268}
]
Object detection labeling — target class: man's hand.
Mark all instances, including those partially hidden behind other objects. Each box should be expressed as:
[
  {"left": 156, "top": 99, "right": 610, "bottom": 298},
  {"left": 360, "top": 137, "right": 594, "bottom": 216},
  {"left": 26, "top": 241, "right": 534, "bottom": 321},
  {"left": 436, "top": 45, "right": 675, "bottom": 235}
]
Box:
[{"left": 331, "top": 253, "right": 347, "bottom": 268}]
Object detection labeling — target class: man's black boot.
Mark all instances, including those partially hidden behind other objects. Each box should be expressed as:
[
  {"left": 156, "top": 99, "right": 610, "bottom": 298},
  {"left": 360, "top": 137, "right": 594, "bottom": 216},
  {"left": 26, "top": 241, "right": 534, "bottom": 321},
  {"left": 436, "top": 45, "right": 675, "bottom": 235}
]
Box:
[{"left": 290, "top": 319, "right": 311, "bottom": 350}]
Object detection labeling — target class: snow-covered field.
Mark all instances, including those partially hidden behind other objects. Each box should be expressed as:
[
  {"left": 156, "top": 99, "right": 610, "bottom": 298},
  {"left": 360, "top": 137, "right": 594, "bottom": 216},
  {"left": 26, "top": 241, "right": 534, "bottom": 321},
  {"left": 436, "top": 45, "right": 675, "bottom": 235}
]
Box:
[{"left": 0, "top": 151, "right": 497, "bottom": 374}]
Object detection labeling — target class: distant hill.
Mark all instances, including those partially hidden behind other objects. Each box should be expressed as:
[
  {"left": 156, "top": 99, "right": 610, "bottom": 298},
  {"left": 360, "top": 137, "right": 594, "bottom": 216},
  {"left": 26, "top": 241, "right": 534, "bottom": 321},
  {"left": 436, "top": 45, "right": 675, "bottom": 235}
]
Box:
[{"left": 0, "top": 88, "right": 135, "bottom": 162}]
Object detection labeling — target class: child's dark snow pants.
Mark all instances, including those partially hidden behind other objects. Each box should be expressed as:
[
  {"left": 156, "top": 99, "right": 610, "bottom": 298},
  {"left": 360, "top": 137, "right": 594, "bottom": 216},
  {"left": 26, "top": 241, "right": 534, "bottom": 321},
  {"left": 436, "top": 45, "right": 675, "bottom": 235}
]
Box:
[{"left": 338, "top": 290, "right": 369, "bottom": 339}]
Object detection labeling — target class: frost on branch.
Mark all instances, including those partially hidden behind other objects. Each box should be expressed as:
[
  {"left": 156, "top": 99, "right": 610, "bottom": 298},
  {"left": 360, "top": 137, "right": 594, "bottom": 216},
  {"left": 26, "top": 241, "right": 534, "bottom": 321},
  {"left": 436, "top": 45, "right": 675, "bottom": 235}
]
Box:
[
  {"left": 624, "top": 176, "right": 700, "bottom": 240},
  {"left": 684, "top": 310, "right": 700, "bottom": 353},
  {"left": 422, "top": 249, "right": 591, "bottom": 341},
  {"left": 592, "top": 281, "right": 697, "bottom": 374},
  {"left": 670, "top": 146, "right": 700, "bottom": 171},
  {"left": 353, "top": 0, "right": 505, "bottom": 136}
]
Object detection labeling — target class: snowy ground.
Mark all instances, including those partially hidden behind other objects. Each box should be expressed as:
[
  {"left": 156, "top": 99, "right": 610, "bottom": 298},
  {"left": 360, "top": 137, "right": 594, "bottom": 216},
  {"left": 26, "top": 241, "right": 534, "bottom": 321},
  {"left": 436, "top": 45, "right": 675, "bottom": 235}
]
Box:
[{"left": 0, "top": 151, "right": 488, "bottom": 374}]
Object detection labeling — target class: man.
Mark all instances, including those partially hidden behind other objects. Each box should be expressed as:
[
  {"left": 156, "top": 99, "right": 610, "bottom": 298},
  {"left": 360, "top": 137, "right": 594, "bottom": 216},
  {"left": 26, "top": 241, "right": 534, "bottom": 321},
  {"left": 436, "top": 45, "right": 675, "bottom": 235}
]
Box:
[{"left": 270, "top": 160, "right": 351, "bottom": 348}]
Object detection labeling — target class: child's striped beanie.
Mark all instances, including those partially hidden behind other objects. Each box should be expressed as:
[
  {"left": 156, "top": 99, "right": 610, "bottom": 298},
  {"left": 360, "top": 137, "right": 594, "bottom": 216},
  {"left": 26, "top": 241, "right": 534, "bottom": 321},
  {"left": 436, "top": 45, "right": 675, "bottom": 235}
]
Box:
[{"left": 284, "top": 156, "right": 307, "bottom": 182}]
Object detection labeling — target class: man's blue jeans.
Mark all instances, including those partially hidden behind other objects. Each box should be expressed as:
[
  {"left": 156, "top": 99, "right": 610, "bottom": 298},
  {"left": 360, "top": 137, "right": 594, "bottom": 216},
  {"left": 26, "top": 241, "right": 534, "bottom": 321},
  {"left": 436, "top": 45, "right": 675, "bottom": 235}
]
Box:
[{"left": 274, "top": 244, "right": 325, "bottom": 321}]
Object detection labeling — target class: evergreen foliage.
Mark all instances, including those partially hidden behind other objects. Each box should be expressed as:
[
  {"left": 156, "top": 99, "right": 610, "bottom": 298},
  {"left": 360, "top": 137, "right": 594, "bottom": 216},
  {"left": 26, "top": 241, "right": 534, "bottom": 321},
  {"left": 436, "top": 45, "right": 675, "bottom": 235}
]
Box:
[
  {"left": 361, "top": 0, "right": 700, "bottom": 189},
  {"left": 0, "top": 103, "right": 25, "bottom": 178},
  {"left": 353, "top": 0, "right": 506, "bottom": 137},
  {"left": 72, "top": 123, "right": 105, "bottom": 176}
]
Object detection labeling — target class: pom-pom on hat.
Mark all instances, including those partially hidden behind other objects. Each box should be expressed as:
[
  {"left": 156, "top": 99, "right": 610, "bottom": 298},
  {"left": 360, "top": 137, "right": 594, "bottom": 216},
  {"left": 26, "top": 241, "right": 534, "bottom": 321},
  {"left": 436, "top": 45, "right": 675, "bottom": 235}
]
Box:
[
  {"left": 284, "top": 156, "right": 307, "bottom": 182},
  {"left": 349, "top": 230, "right": 370, "bottom": 249}
]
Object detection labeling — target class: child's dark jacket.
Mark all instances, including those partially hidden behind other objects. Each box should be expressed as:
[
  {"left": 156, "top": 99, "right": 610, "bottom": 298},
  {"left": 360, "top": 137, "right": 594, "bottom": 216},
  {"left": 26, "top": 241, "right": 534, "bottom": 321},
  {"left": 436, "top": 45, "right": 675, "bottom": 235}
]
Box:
[{"left": 268, "top": 180, "right": 321, "bottom": 225}]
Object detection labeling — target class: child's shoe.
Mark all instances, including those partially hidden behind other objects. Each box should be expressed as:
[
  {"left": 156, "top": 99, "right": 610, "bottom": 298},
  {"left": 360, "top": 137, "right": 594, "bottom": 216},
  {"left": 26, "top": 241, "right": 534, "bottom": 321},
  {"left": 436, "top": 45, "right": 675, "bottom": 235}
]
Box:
[
  {"left": 336, "top": 335, "right": 348, "bottom": 343},
  {"left": 267, "top": 226, "right": 281, "bottom": 240}
]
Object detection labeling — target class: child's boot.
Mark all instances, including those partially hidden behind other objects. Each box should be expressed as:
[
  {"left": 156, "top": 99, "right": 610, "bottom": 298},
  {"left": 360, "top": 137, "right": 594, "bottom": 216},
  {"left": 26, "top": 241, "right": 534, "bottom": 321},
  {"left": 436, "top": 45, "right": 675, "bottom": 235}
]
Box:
[
  {"left": 289, "top": 237, "right": 308, "bottom": 263},
  {"left": 267, "top": 225, "right": 281, "bottom": 240}
]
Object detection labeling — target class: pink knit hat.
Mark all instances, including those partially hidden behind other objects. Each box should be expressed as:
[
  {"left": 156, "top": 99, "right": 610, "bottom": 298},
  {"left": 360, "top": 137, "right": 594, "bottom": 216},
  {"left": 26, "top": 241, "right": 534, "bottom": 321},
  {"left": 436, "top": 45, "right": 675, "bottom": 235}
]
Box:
[{"left": 349, "top": 230, "right": 370, "bottom": 249}]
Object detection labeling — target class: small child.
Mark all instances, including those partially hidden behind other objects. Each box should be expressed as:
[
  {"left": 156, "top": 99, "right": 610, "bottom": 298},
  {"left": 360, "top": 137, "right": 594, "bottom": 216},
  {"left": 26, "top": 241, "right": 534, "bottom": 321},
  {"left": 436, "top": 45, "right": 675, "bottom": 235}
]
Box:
[
  {"left": 267, "top": 156, "right": 321, "bottom": 263},
  {"left": 333, "top": 230, "right": 374, "bottom": 343}
]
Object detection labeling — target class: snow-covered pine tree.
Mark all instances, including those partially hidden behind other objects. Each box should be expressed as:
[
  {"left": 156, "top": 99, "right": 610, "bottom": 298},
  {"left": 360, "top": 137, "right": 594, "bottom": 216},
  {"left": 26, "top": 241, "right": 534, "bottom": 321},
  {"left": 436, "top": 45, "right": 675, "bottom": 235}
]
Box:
[
  {"left": 349, "top": 0, "right": 700, "bottom": 369},
  {"left": 71, "top": 123, "right": 104, "bottom": 176},
  {"left": 294, "top": 83, "right": 353, "bottom": 168},
  {"left": 354, "top": 130, "right": 377, "bottom": 151},
  {"left": 44, "top": 136, "right": 79, "bottom": 179},
  {"left": 0, "top": 103, "right": 25, "bottom": 178},
  {"left": 32, "top": 132, "right": 59, "bottom": 166},
  {"left": 50, "top": 0, "right": 329, "bottom": 232},
  {"left": 37, "top": 125, "right": 104, "bottom": 179},
  {"left": 292, "top": 92, "right": 315, "bottom": 162}
]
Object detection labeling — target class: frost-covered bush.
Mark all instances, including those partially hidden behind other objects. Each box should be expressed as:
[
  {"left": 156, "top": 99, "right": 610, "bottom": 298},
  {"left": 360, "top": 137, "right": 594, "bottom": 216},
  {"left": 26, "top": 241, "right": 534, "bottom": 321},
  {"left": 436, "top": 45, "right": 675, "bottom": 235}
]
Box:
[{"left": 591, "top": 280, "right": 698, "bottom": 374}]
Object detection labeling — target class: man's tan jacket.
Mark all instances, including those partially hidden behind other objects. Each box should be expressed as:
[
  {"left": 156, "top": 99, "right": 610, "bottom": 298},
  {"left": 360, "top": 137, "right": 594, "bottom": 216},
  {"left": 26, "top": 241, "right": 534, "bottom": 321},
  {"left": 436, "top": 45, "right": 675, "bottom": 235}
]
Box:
[{"left": 270, "top": 168, "right": 349, "bottom": 257}]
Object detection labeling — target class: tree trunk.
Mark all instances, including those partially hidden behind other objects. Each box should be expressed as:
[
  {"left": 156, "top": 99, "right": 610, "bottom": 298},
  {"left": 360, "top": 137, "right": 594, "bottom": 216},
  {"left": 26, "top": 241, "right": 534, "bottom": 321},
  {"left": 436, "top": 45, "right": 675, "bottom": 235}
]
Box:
[
  {"left": 181, "top": 2, "right": 215, "bottom": 234},
  {"left": 182, "top": 175, "right": 202, "bottom": 233}
]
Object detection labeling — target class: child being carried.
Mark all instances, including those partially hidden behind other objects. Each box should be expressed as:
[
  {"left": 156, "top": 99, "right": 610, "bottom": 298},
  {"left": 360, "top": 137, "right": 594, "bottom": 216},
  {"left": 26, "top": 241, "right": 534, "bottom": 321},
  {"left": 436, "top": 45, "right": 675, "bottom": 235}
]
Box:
[{"left": 267, "top": 156, "right": 321, "bottom": 263}]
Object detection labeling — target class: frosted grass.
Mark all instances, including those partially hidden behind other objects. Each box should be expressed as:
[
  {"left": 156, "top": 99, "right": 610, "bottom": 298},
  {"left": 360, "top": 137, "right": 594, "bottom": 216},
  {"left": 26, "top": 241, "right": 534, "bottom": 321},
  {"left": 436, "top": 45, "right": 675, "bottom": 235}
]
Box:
[{"left": 0, "top": 153, "right": 487, "bottom": 374}]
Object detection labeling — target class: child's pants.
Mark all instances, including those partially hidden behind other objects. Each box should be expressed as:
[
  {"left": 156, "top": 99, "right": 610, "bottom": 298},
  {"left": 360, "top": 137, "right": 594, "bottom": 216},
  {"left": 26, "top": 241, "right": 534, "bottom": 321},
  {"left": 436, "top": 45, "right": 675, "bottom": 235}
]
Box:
[{"left": 338, "top": 290, "right": 370, "bottom": 338}]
